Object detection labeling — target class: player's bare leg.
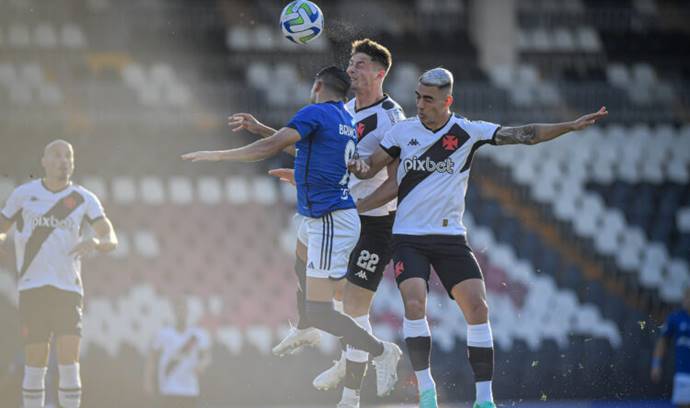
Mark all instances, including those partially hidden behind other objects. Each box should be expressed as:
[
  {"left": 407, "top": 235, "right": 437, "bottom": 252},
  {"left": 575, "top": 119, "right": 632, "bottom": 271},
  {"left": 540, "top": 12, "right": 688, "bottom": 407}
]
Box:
[
  {"left": 23, "top": 343, "right": 49, "bottom": 408},
  {"left": 451, "top": 279, "right": 495, "bottom": 408},
  {"left": 272, "top": 239, "right": 321, "bottom": 356},
  {"left": 56, "top": 335, "right": 82, "bottom": 407},
  {"left": 399, "top": 278, "right": 437, "bottom": 407}
]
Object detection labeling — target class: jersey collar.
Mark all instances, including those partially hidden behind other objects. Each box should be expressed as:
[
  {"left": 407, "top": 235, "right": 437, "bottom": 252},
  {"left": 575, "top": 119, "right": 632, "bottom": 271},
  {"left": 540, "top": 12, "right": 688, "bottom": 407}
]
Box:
[
  {"left": 354, "top": 94, "right": 389, "bottom": 113},
  {"left": 41, "top": 179, "right": 72, "bottom": 194},
  {"left": 419, "top": 112, "right": 453, "bottom": 133}
]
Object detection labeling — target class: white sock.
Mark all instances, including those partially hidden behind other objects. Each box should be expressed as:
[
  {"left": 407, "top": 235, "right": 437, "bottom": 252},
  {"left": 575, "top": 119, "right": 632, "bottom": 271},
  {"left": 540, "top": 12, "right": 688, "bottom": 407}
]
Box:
[
  {"left": 476, "top": 380, "right": 493, "bottom": 403},
  {"left": 467, "top": 322, "right": 493, "bottom": 348},
  {"left": 467, "top": 323, "right": 494, "bottom": 403},
  {"left": 58, "top": 363, "right": 82, "bottom": 408},
  {"left": 403, "top": 317, "right": 431, "bottom": 338},
  {"left": 341, "top": 386, "right": 360, "bottom": 401},
  {"left": 333, "top": 299, "right": 344, "bottom": 314},
  {"left": 23, "top": 366, "right": 47, "bottom": 408},
  {"left": 415, "top": 368, "right": 436, "bottom": 393},
  {"left": 347, "top": 315, "right": 371, "bottom": 363}
]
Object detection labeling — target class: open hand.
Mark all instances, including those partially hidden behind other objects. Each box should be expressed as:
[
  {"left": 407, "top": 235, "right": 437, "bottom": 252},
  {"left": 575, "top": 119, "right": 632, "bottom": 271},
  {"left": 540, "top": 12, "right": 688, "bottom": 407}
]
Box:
[
  {"left": 572, "top": 106, "right": 608, "bottom": 130},
  {"left": 268, "top": 168, "right": 296, "bottom": 186}
]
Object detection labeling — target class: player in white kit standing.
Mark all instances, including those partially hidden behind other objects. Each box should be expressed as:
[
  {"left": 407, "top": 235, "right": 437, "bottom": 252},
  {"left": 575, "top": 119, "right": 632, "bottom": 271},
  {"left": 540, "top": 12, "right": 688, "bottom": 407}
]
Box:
[
  {"left": 349, "top": 68, "right": 608, "bottom": 408},
  {"left": 145, "top": 296, "right": 211, "bottom": 408},
  {"left": 0, "top": 140, "right": 118, "bottom": 408}
]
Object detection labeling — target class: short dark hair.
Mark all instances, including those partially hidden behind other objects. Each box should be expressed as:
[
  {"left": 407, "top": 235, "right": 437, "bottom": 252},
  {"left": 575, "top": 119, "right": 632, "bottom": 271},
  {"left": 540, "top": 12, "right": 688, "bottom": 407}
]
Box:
[
  {"left": 351, "top": 38, "right": 392, "bottom": 72},
  {"left": 316, "top": 65, "right": 351, "bottom": 98}
]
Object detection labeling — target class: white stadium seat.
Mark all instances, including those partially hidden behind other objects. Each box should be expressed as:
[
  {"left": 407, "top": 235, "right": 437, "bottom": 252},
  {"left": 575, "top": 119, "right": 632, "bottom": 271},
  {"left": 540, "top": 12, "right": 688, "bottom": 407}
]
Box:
[
  {"left": 168, "top": 177, "right": 194, "bottom": 205},
  {"left": 140, "top": 177, "right": 166, "bottom": 205},
  {"left": 112, "top": 177, "right": 137, "bottom": 204},
  {"left": 226, "top": 176, "right": 250, "bottom": 204},
  {"left": 197, "top": 177, "right": 223, "bottom": 205}
]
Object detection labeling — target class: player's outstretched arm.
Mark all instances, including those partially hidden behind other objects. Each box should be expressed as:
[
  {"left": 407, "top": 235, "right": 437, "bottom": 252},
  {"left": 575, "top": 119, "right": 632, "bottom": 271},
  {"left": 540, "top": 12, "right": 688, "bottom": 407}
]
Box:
[
  {"left": 228, "top": 113, "right": 296, "bottom": 157},
  {"left": 494, "top": 106, "right": 608, "bottom": 146},
  {"left": 69, "top": 216, "right": 118, "bottom": 257},
  {"left": 181, "top": 127, "right": 301, "bottom": 163},
  {"left": 348, "top": 146, "right": 394, "bottom": 180},
  {"left": 356, "top": 160, "right": 399, "bottom": 214}
]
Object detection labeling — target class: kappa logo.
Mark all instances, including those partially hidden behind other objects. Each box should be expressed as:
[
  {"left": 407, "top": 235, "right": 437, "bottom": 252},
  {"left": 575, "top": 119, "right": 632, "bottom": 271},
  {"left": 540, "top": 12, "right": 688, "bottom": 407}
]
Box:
[
  {"left": 442, "top": 134, "right": 459, "bottom": 151},
  {"left": 355, "top": 270, "right": 368, "bottom": 280},
  {"left": 394, "top": 260, "right": 404, "bottom": 277},
  {"left": 408, "top": 138, "right": 420, "bottom": 146}
]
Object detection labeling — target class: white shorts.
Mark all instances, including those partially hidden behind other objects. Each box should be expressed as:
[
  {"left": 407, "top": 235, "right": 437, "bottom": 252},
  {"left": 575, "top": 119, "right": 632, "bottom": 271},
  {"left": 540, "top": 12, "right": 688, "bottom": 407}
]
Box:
[
  {"left": 673, "top": 373, "right": 690, "bottom": 405},
  {"left": 295, "top": 209, "right": 360, "bottom": 279}
]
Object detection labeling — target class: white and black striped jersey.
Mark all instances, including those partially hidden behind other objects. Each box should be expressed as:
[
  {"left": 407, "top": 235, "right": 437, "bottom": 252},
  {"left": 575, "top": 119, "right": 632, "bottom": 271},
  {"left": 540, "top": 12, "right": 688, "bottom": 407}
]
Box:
[
  {"left": 0, "top": 179, "right": 106, "bottom": 295},
  {"left": 153, "top": 326, "right": 210, "bottom": 397},
  {"left": 345, "top": 95, "right": 405, "bottom": 216},
  {"left": 380, "top": 114, "right": 500, "bottom": 236}
]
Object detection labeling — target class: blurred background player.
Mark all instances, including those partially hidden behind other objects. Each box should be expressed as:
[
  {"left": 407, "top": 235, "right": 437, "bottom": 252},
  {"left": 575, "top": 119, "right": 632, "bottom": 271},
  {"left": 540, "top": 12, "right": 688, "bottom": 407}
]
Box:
[
  {"left": 0, "top": 140, "right": 118, "bottom": 408},
  {"left": 349, "top": 67, "right": 607, "bottom": 408},
  {"left": 651, "top": 286, "right": 690, "bottom": 408},
  {"left": 181, "top": 65, "right": 403, "bottom": 398},
  {"left": 145, "top": 296, "right": 211, "bottom": 408}
]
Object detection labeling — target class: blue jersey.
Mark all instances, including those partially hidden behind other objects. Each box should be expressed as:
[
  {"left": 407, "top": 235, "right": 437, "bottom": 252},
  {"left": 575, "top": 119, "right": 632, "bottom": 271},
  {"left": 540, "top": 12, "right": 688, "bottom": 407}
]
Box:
[
  {"left": 287, "top": 101, "right": 357, "bottom": 218},
  {"left": 661, "top": 309, "right": 690, "bottom": 374}
]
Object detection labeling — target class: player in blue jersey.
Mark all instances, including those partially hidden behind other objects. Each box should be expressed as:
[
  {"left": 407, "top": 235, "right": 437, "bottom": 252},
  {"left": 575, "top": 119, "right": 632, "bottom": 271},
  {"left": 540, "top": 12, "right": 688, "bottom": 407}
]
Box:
[
  {"left": 181, "top": 66, "right": 402, "bottom": 397},
  {"left": 652, "top": 286, "right": 690, "bottom": 408}
]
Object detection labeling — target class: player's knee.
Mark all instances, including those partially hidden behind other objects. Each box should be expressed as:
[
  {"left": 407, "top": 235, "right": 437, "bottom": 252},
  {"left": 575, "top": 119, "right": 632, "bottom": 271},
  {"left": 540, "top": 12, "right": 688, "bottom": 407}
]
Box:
[
  {"left": 464, "top": 298, "right": 489, "bottom": 324},
  {"left": 25, "top": 344, "right": 50, "bottom": 367},
  {"left": 343, "top": 286, "right": 373, "bottom": 316},
  {"left": 403, "top": 298, "right": 426, "bottom": 320}
]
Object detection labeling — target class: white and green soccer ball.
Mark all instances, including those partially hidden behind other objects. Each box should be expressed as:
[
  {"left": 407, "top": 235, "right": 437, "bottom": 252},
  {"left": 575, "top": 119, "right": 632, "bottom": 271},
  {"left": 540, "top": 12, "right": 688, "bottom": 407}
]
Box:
[{"left": 280, "top": 0, "right": 324, "bottom": 45}]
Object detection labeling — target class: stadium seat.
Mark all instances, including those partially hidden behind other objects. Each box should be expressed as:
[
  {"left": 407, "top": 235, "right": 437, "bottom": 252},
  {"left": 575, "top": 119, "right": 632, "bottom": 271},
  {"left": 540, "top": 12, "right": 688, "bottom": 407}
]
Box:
[
  {"left": 169, "top": 177, "right": 194, "bottom": 205},
  {"left": 61, "top": 23, "right": 86, "bottom": 48},
  {"left": 34, "top": 23, "right": 58, "bottom": 48}
]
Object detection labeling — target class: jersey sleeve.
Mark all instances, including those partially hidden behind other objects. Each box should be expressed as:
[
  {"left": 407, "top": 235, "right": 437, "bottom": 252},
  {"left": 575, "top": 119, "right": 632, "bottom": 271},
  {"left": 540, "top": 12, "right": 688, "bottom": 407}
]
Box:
[
  {"left": 470, "top": 120, "right": 502, "bottom": 144},
  {"left": 286, "top": 105, "right": 322, "bottom": 140},
  {"left": 660, "top": 313, "right": 677, "bottom": 339},
  {"left": 1, "top": 187, "right": 22, "bottom": 222},
  {"left": 379, "top": 125, "right": 401, "bottom": 159},
  {"left": 84, "top": 190, "right": 106, "bottom": 224}
]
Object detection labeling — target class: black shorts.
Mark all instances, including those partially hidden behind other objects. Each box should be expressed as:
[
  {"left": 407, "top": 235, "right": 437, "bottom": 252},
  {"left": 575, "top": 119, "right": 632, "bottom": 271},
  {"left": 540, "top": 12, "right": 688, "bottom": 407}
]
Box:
[
  {"left": 18, "top": 286, "right": 83, "bottom": 345},
  {"left": 391, "top": 234, "right": 483, "bottom": 298},
  {"left": 346, "top": 213, "right": 395, "bottom": 292}
]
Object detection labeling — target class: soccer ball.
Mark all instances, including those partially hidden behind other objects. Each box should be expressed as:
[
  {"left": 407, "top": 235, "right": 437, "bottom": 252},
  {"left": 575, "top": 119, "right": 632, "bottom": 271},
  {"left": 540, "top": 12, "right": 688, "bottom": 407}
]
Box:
[{"left": 280, "top": 0, "right": 324, "bottom": 45}]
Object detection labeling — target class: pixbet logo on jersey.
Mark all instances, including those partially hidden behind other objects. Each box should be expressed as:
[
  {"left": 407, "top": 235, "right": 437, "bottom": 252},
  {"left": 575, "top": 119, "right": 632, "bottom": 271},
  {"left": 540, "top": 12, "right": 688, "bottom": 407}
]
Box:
[
  {"left": 402, "top": 156, "right": 455, "bottom": 174},
  {"left": 32, "top": 215, "right": 75, "bottom": 230}
]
